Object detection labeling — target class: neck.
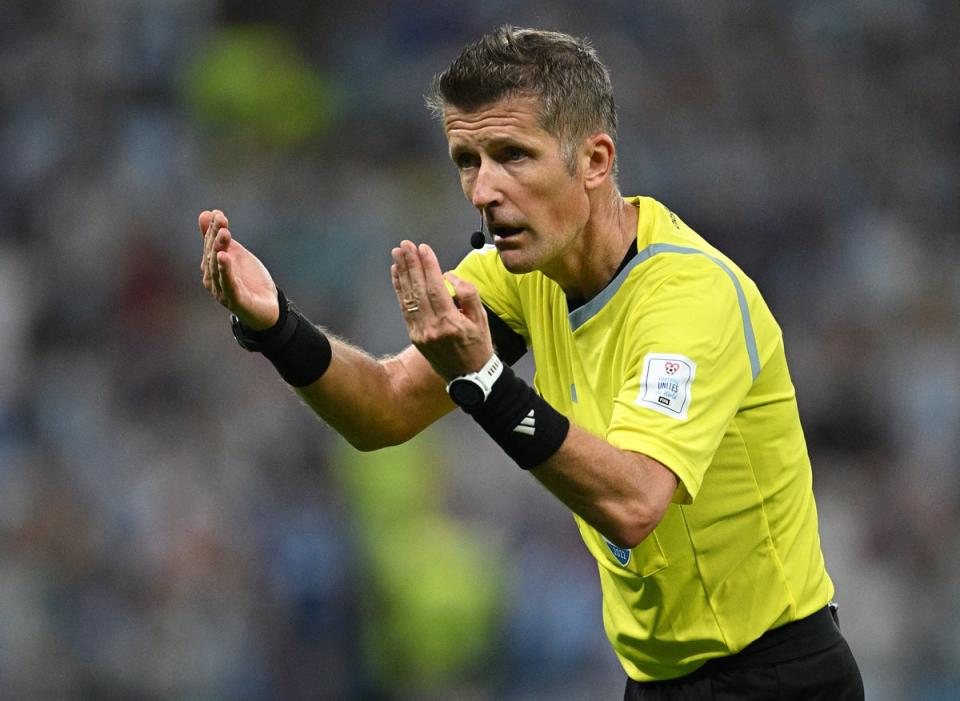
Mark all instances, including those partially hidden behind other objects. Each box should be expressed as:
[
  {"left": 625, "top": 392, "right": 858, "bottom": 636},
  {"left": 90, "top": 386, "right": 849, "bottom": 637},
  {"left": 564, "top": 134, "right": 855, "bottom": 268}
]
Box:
[{"left": 545, "top": 188, "right": 638, "bottom": 305}]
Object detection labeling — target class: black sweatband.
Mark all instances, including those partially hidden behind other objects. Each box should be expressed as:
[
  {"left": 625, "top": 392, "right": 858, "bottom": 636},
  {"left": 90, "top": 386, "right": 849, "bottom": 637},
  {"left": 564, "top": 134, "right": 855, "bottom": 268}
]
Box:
[
  {"left": 465, "top": 365, "right": 570, "bottom": 470},
  {"left": 231, "top": 289, "right": 332, "bottom": 387}
]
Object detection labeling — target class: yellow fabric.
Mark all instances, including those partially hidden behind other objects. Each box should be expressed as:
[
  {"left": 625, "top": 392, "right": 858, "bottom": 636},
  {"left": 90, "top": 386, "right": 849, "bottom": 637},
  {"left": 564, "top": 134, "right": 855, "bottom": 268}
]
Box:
[{"left": 452, "top": 196, "right": 834, "bottom": 681}]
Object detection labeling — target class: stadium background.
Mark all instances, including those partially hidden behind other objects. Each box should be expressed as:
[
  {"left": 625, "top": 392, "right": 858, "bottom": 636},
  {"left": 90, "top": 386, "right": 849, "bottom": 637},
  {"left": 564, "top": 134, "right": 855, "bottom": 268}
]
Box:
[{"left": 1, "top": 1, "right": 957, "bottom": 699}]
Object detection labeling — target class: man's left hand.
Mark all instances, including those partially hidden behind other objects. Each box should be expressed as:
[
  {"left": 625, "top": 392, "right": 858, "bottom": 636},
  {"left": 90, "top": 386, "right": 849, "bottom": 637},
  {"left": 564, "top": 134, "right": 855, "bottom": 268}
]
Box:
[{"left": 391, "top": 240, "right": 494, "bottom": 380}]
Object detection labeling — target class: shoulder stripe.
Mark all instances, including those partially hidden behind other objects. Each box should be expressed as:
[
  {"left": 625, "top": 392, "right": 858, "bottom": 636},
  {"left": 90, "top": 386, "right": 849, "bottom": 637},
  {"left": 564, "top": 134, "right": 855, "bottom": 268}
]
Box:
[{"left": 568, "top": 243, "right": 761, "bottom": 380}]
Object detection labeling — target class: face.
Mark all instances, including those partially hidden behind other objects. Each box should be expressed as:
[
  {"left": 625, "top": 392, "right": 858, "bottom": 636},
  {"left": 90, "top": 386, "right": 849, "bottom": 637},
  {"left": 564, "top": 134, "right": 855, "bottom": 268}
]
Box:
[{"left": 444, "top": 96, "right": 591, "bottom": 274}]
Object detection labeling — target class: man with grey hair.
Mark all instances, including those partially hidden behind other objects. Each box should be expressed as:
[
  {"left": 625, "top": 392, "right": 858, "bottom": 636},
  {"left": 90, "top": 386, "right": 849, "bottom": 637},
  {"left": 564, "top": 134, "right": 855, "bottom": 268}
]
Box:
[{"left": 196, "top": 26, "right": 863, "bottom": 699}]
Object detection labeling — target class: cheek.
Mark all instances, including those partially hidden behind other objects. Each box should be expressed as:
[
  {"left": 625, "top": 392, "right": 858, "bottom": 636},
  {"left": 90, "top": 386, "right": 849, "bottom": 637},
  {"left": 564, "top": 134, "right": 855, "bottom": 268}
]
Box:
[
  {"left": 549, "top": 182, "right": 588, "bottom": 226},
  {"left": 459, "top": 173, "right": 472, "bottom": 197}
]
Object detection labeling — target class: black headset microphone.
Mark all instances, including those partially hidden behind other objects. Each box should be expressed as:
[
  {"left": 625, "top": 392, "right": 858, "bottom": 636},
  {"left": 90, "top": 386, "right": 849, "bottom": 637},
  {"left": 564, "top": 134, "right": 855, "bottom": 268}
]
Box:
[{"left": 470, "top": 214, "right": 488, "bottom": 249}]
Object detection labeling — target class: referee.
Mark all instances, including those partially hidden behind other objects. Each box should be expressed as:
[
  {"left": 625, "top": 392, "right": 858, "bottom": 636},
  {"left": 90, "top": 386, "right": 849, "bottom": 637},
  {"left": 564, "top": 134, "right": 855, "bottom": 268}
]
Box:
[{"left": 196, "top": 26, "right": 864, "bottom": 700}]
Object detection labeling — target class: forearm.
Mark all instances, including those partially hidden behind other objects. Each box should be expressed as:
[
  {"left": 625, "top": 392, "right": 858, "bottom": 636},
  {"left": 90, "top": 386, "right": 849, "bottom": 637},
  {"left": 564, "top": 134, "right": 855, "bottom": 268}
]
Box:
[
  {"left": 294, "top": 338, "right": 454, "bottom": 451},
  {"left": 530, "top": 426, "right": 677, "bottom": 548},
  {"left": 459, "top": 362, "right": 677, "bottom": 548},
  {"left": 196, "top": 215, "right": 453, "bottom": 445}
]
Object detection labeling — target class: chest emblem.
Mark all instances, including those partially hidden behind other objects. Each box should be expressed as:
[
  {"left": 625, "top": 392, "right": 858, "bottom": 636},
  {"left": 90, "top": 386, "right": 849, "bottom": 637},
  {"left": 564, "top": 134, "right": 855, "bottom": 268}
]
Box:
[{"left": 602, "top": 536, "right": 632, "bottom": 566}]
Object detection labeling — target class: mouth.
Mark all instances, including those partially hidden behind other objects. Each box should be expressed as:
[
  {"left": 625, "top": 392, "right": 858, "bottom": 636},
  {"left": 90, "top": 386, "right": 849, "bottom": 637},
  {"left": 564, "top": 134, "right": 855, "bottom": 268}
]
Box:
[{"left": 490, "top": 225, "right": 525, "bottom": 242}]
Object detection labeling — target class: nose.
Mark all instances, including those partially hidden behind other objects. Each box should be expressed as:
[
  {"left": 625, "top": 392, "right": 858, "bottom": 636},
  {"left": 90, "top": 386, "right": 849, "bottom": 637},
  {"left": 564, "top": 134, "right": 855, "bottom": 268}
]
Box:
[{"left": 470, "top": 160, "right": 502, "bottom": 211}]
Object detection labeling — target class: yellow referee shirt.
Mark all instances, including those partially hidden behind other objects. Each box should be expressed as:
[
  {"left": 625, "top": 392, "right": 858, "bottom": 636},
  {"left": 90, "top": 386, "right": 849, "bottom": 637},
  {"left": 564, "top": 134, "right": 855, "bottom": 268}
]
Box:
[{"left": 453, "top": 196, "right": 834, "bottom": 681}]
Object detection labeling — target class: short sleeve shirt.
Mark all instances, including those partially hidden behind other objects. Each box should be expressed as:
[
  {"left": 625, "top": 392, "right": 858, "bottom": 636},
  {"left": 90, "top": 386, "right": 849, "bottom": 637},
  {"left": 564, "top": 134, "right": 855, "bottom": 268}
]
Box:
[{"left": 453, "top": 196, "right": 834, "bottom": 681}]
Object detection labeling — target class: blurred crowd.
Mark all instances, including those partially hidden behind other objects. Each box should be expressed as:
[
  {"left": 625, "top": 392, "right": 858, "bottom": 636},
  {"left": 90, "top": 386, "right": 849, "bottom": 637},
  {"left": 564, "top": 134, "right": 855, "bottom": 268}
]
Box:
[{"left": 0, "top": 1, "right": 957, "bottom": 699}]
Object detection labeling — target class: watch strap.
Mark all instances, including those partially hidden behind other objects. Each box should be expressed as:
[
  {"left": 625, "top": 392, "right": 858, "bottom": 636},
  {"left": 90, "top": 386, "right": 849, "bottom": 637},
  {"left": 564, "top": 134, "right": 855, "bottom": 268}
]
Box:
[{"left": 446, "top": 353, "right": 504, "bottom": 403}]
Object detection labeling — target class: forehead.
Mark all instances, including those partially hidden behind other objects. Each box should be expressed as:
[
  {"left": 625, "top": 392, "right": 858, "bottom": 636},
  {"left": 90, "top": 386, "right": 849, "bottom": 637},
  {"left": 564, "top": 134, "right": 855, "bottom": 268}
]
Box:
[{"left": 443, "top": 95, "right": 550, "bottom": 145}]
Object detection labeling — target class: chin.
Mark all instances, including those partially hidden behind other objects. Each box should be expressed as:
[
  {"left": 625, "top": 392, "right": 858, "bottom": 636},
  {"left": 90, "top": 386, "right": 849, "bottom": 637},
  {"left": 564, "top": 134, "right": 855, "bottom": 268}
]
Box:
[{"left": 497, "top": 249, "right": 540, "bottom": 274}]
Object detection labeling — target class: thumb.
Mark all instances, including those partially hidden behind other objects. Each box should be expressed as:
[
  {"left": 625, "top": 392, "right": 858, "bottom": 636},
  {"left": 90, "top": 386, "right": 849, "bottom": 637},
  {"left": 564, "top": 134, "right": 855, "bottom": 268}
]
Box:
[{"left": 445, "top": 273, "right": 484, "bottom": 323}]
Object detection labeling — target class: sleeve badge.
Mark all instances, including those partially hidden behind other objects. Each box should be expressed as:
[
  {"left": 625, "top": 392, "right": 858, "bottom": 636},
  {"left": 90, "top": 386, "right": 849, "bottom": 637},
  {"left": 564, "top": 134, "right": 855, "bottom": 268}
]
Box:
[{"left": 635, "top": 353, "right": 696, "bottom": 420}]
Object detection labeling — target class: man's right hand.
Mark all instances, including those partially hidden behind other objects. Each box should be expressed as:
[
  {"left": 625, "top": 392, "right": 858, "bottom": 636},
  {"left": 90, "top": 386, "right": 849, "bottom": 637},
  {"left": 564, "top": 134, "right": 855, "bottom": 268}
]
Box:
[{"left": 197, "top": 210, "right": 279, "bottom": 330}]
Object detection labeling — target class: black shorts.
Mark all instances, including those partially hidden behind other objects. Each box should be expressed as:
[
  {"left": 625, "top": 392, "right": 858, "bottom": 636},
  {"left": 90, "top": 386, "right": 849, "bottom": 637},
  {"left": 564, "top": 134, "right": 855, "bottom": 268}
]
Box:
[{"left": 623, "top": 606, "right": 864, "bottom": 700}]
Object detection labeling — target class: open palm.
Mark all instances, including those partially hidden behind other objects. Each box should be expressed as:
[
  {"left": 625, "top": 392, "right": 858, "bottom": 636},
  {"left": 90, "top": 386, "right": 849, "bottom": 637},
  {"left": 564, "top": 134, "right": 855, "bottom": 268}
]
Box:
[{"left": 198, "top": 210, "right": 279, "bottom": 330}]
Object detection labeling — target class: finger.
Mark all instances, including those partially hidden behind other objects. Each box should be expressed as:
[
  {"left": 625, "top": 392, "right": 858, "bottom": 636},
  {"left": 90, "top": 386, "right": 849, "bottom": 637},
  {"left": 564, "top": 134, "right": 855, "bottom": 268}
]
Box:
[
  {"left": 400, "top": 240, "right": 428, "bottom": 303},
  {"left": 201, "top": 210, "right": 218, "bottom": 277},
  {"left": 391, "top": 262, "right": 421, "bottom": 324},
  {"left": 208, "top": 221, "right": 224, "bottom": 299},
  {"left": 200, "top": 218, "right": 216, "bottom": 292},
  {"left": 216, "top": 250, "right": 236, "bottom": 307},
  {"left": 199, "top": 211, "right": 210, "bottom": 273},
  {"left": 418, "top": 243, "right": 457, "bottom": 316},
  {"left": 445, "top": 273, "right": 486, "bottom": 326},
  {"left": 210, "top": 223, "right": 236, "bottom": 300},
  {"left": 391, "top": 248, "right": 409, "bottom": 302},
  {"left": 214, "top": 225, "right": 233, "bottom": 251},
  {"left": 390, "top": 262, "right": 405, "bottom": 308},
  {"left": 402, "top": 241, "right": 435, "bottom": 325},
  {"left": 198, "top": 210, "right": 212, "bottom": 237},
  {"left": 201, "top": 210, "right": 230, "bottom": 257},
  {"left": 392, "top": 241, "right": 423, "bottom": 317}
]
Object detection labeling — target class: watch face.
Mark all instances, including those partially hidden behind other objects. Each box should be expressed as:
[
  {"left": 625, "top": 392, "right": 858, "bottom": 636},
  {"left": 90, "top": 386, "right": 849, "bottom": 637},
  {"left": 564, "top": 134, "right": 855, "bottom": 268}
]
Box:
[{"left": 449, "top": 379, "right": 484, "bottom": 408}]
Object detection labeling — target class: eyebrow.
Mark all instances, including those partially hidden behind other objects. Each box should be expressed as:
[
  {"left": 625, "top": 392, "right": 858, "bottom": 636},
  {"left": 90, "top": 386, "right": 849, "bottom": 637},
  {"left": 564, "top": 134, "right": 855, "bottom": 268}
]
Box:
[{"left": 448, "top": 134, "right": 533, "bottom": 159}]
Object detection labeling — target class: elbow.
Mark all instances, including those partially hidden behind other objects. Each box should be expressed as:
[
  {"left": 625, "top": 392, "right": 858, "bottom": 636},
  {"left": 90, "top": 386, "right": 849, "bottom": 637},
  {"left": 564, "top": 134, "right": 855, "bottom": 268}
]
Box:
[
  {"left": 349, "top": 437, "right": 388, "bottom": 452},
  {"left": 606, "top": 523, "right": 654, "bottom": 551},
  {"left": 346, "top": 434, "right": 399, "bottom": 453},
  {"left": 343, "top": 425, "right": 414, "bottom": 453},
  {"left": 605, "top": 457, "right": 679, "bottom": 549},
  {"left": 605, "top": 500, "right": 669, "bottom": 550}
]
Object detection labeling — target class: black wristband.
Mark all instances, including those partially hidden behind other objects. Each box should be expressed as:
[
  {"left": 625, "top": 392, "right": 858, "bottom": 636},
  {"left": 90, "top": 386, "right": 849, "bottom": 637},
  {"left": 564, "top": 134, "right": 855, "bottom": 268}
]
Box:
[
  {"left": 231, "top": 289, "right": 332, "bottom": 387},
  {"left": 231, "top": 289, "right": 296, "bottom": 354},
  {"left": 465, "top": 365, "right": 570, "bottom": 470}
]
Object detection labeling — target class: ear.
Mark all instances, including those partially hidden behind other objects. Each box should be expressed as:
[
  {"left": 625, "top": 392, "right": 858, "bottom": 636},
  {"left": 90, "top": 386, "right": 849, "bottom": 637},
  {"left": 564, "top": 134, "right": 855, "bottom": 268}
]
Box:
[{"left": 581, "top": 133, "right": 616, "bottom": 190}]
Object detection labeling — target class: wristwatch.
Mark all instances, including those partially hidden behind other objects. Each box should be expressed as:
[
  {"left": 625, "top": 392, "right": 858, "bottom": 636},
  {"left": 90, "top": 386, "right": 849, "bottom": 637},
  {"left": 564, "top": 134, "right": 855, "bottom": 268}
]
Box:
[{"left": 446, "top": 354, "right": 504, "bottom": 410}]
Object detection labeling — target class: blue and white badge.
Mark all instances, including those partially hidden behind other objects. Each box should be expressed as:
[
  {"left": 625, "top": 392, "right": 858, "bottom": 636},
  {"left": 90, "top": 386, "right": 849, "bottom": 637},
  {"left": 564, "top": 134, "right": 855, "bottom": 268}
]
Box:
[
  {"left": 635, "top": 353, "right": 696, "bottom": 420},
  {"left": 602, "top": 536, "right": 632, "bottom": 566}
]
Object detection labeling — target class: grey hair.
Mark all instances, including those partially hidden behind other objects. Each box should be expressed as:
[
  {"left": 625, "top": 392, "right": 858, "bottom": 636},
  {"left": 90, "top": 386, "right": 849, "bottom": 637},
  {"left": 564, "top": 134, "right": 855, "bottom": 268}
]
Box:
[{"left": 426, "top": 26, "right": 618, "bottom": 173}]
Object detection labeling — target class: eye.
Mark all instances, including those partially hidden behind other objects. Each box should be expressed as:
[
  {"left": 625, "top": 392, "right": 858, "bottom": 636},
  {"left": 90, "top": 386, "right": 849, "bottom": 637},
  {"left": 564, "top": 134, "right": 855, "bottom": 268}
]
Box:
[
  {"left": 504, "top": 146, "right": 527, "bottom": 162},
  {"left": 455, "top": 152, "right": 479, "bottom": 170}
]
